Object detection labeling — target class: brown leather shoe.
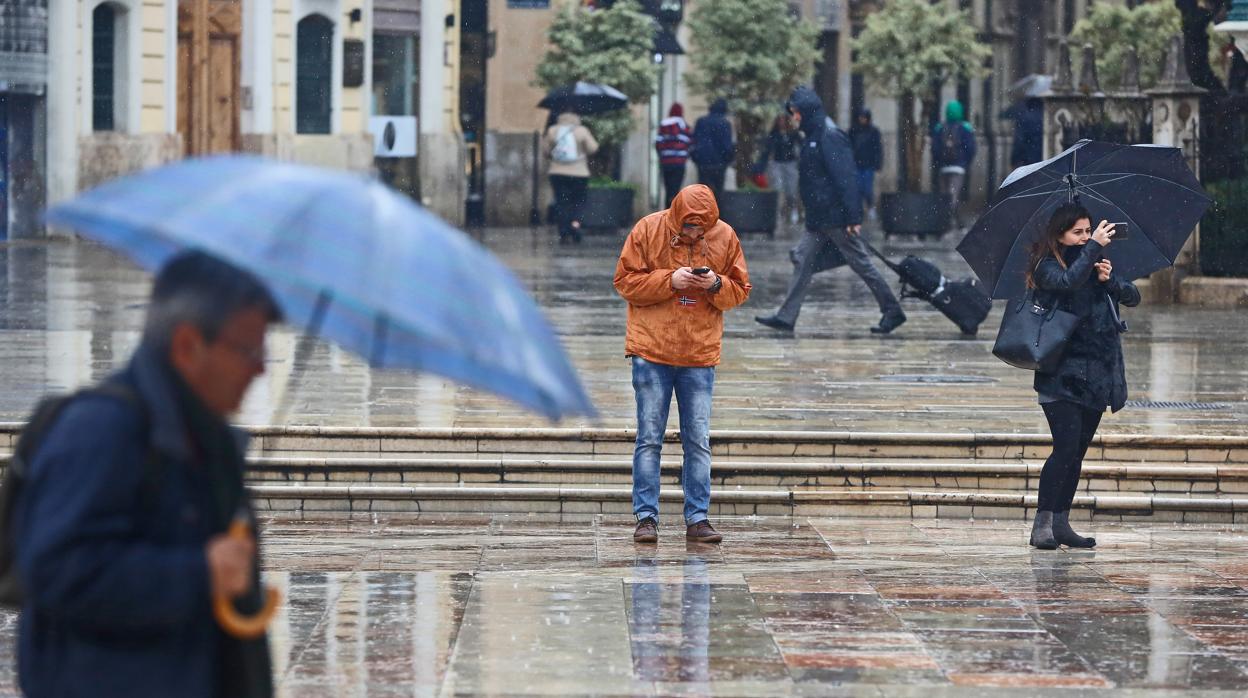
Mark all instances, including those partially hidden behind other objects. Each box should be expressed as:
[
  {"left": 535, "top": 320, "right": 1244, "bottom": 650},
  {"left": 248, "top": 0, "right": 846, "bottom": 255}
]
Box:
[
  {"left": 685, "top": 520, "right": 723, "bottom": 544},
  {"left": 633, "top": 517, "right": 658, "bottom": 543}
]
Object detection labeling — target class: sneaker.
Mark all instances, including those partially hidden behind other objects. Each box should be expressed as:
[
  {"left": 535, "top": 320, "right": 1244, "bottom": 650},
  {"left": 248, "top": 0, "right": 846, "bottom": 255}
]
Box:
[
  {"left": 686, "top": 520, "right": 723, "bottom": 544},
  {"left": 870, "top": 310, "right": 907, "bottom": 335},
  {"left": 634, "top": 517, "right": 658, "bottom": 543},
  {"left": 755, "top": 314, "right": 795, "bottom": 332}
]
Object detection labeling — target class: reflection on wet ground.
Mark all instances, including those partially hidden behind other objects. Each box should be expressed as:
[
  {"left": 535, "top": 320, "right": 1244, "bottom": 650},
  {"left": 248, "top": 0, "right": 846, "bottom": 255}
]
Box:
[
  {"left": 1, "top": 227, "right": 1246, "bottom": 435},
  {"left": 4, "top": 515, "right": 1247, "bottom": 695}
]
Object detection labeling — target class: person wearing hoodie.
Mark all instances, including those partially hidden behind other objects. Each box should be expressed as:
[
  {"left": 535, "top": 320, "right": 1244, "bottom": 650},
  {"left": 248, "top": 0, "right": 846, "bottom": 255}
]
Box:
[
  {"left": 613, "top": 184, "right": 751, "bottom": 545},
  {"left": 931, "top": 100, "right": 977, "bottom": 231},
  {"left": 690, "top": 99, "right": 735, "bottom": 201},
  {"left": 756, "top": 87, "right": 905, "bottom": 335},
  {"left": 756, "top": 114, "right": 804, "bottom": 225},
  {"left": 849, "top": 108, "right": 883, "bottom": 221},
  {"left": 655, "top": 103, "right": 694, "bottom": 207},
  {"left": 543, "top": 110, "right": 599, "bottom": 244}
]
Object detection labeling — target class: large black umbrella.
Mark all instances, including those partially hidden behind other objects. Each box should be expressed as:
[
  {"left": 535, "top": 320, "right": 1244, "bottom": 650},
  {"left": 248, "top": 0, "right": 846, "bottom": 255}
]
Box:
[
  {"left": 538, "top": 81, "right": 629, "bottom": 115},
  {"left": 957, "top": 140, "right": 1211, "bottom": 299}
]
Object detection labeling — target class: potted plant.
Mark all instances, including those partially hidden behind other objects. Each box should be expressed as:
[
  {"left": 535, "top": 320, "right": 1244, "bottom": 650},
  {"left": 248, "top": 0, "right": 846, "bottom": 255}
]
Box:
[
  {"left": 686, "top": 0, "right": 818, "bottom": 235},
  {"left": 853, "top": 0, "right": 990, "bottom": 237},
  {"left": 535, "top": 0, "right": 658, "bottom": 230}
]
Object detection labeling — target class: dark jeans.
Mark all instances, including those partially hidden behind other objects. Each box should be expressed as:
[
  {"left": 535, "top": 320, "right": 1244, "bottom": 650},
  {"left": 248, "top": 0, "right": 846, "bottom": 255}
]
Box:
[
  {"left": 1038, "top": 400, "right": 1104, "bottom": 512},
  {"left": 662, "top": 164, "right": 686, "bottom": 207},
  {"left": 856, "top": 168, "right": 876, "bottom": 210},
  {"left": 549, "top": 174, "right": 588, "bottom": 241},
  {"left": 695, "top": 164, "right": 727, "bottom": 202},
  {"left": 776, "top": 228, "right": 901, "bottom": 325}
]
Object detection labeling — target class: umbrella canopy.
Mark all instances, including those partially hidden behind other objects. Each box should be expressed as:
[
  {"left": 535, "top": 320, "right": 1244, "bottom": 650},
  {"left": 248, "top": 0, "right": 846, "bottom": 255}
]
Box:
[
  {"left": 957, "top": 140, "right": 1211, "bottom": 300},
  {"left": 45, "top": 156, "right": 596, "bottom": 421},
  {"left": 538, "top": 81, "right": 628, "bottom": 115},
  {"left": 1009, "top": 74, "right": 1052, "bottom": 101}
]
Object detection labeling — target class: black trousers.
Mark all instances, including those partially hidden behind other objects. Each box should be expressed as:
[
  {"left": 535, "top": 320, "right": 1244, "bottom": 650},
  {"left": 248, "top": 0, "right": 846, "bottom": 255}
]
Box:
[
  {"left": 696, "top": 165, "right": 727, "bottom": 202},
  {"left": 549, "top": 174, "right": 588, "bottom": 241},
  {"left": 1038, "top": 400, "right": 1104, "bottom": 512},
  {"left": 662, "top": 164, "right": 686, "bottom": 208}
]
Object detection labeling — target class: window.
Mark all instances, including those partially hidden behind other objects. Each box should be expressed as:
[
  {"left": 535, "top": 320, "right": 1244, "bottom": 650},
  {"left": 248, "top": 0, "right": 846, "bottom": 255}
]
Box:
[
  {"left": 92, "top": 3, "right": 117, "bottom": 131},
  {"left": 296, "top": 14, "right": 333, "bottom": 134}
]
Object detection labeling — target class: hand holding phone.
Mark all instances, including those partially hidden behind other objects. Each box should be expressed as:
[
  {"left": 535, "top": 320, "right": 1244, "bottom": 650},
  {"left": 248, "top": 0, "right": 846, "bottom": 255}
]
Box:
[
  {"left": 1108, "top": 222, "right": 1129, "bottom": 240},
  {"left": 692, "top": 266, "right": 711, "bottom": 275}
]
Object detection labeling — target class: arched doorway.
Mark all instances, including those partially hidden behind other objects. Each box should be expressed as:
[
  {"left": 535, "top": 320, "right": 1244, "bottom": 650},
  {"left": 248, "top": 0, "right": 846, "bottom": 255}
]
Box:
[{"left": 296, "top": 14, "right": 333, "bottom": 134}]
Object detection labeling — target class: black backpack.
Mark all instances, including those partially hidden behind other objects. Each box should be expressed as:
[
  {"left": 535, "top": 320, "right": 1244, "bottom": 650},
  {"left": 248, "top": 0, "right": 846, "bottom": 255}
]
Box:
[
  {"left": 939, "top": 124, "right": 962, "bottom": 165},
  {"left": 0, "top": 382, "right": 149, "bottom": 608}
]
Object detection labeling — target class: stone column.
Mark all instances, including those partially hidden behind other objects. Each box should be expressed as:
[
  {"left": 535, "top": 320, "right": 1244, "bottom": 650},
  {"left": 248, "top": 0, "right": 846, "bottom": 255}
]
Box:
[
  {"left": 419, "top": 0, "right": 466, "bottom": 226},
  {"left": 1145, "top": 35, "right": 1206, "bottom": 303}
]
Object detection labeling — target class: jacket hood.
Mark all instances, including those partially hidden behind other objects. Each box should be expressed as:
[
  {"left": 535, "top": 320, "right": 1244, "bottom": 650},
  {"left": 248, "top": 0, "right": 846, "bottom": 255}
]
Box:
[
  {"left": 788, "top": 87, "right": 828, "bottom": 135},
  {"left": 945, "top": 100, "right": 964, "bottom": 122},
  {"left": 856, "top": 108, "right": 872, "bottom": 123},
  {"left": 556, "top": 112, "right": 582, "bottom": 126},
  {"left": 669, "top": 102, "right": 684, "bottom": 118},
  {"left": 709, "top": 98, "right": 729, "bottom": 115},
  {"left": 665, "top": 184, "right": 720, "bottom": 237}
]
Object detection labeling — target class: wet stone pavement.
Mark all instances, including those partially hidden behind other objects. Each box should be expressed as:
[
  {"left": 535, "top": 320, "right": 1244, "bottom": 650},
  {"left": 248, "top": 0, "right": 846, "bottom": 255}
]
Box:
[
  {"left": 5, "top": 514, "right": 1248, "bottom": 696},
  {"left": 0, "top": 225, "right": 1246, "bottom": 435}
]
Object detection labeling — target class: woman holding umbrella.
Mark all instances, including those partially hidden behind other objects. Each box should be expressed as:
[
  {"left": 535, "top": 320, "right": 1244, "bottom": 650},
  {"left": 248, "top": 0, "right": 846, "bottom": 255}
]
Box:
[
  {"left": 543, "top": 110, "right": 599, "bottom": 244},
  {"left": 1027, "top": 203, "right": 1140, "bottom": 550}
]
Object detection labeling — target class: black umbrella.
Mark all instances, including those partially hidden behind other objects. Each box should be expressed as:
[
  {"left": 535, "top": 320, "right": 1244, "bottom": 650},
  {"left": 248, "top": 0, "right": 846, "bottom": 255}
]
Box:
[
  {"left": 957, "top": 140, "right": 1211, "bottom": 299},
  {"left": 538, "top": 81, "right": 629, "bottom": 115}
]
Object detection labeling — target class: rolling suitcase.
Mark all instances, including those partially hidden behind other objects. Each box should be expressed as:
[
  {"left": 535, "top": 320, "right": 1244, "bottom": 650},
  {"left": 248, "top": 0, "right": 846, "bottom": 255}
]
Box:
[{"left": 863, "top": 242, "right": 992, "bottom": 335}]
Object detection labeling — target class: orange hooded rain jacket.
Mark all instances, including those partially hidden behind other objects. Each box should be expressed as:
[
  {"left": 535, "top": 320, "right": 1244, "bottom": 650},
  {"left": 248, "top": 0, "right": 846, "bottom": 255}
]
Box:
[{"left": 613, "top": 185, "right": 751, "bottom": 367}]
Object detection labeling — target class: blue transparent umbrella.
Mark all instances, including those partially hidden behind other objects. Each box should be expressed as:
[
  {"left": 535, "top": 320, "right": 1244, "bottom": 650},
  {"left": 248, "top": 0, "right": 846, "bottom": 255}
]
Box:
[{"left": 46, "top": 155, "right": 596, "bottom": 421}]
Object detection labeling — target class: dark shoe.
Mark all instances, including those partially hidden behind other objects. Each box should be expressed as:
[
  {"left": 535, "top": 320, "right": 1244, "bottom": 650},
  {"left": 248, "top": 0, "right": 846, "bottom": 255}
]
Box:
[
  {"left": 1053, "top": 511, "right": 1096, "bottom": 548},
  {"left": 1030, "top": 511, "right": 1058, "bottom": 550},
  {"left": 755, "top": 315, "right": 795, "bottom": 332},
  {"left": 686, "top": 520, "right": 723, "bottom": 544},
  {"left": 870, "top": 310, "right": 907, "bottom": 334},
  {"left": 634, "top": 517, "right": 658, "bottom": 544}
]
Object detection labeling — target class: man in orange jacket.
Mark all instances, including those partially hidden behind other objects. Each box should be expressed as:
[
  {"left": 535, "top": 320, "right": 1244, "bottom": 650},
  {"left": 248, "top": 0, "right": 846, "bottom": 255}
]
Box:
[{"left": 613, "top": 184, "right": 751, "bottom": 544}]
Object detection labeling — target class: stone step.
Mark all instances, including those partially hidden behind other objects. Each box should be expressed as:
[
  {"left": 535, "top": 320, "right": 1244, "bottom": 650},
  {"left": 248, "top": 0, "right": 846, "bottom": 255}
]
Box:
[
  {"left": 4, "top": 426, "right": 1247, "bottom": 463},
  {"left": 243, "top": 456, "right": 1248, "bottom": 496},
  {"left": 248, "top": 482, "right": 1248, "bottom": 523}
]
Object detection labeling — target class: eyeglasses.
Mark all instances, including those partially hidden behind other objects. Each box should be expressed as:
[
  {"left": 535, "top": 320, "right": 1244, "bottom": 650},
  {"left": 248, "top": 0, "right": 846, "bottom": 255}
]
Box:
[{"left": 219, "top": 338, "right": 267, "bottom": 365}]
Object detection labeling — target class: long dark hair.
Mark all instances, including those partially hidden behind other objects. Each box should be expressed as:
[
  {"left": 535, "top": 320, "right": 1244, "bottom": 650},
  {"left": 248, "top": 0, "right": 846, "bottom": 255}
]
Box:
[{"left": 1026, "top": 202, "right": 1090, "bottom": 289}]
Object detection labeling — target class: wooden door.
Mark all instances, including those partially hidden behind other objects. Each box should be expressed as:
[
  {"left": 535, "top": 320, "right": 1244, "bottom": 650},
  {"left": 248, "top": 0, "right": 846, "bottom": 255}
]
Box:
[{"left": 178, "top": 0, "right": 241, "bottom": 155}]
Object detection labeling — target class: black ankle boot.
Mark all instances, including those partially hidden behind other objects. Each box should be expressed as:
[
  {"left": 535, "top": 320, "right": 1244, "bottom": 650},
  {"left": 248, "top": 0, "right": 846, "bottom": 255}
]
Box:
[
  {"left": 1030, "top": 511, "right": 1057, "bottom": 550},
  {"left": 1053, "top": 511, "right": 1096, "bottom": 548}
]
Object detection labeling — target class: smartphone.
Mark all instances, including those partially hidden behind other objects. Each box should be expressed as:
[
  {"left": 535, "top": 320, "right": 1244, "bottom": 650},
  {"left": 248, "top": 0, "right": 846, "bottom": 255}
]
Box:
[
  {"left": 692, "top": 266, "right": 711, "bottom": 275},
  {"left": 1109, "top": 222, "right": 1129, "bottom": 240}
]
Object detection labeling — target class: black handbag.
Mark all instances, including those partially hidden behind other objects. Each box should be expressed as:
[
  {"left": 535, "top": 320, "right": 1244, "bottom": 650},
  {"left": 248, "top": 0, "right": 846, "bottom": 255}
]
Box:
[{"left": 992, "top": 290, "right": 1080, "bottom": 372}]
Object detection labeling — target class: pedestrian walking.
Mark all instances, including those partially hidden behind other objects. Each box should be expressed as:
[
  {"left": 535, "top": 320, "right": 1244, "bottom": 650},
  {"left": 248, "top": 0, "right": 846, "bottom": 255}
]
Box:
[
  {"left": 10, "top": 251, "right": 278, "bottom": 697},
  {"left": 932, "top": 99, "right": 977, "bottom": 231},
  {"left": 656, "top": 103, "right": 694, "bottom": 207},
  {"left": 690, "top": 99, "right": 735, "bottom": 201},
  {"left": 613, "top": 184, "right": 751, "bottom": 545},
  {"left": 543, "top": 110, "right": 599, "bottom": 244},
  {"left": 1001, "top": 98, "right": 1043, "bottom": 170},
  {"left": 849, "top": 108, "right": 883, "bottom": 221},
  {"left": 755, "top": 87, "right": 905, "bottom": 335},
  {"left": 1025, "top": 203, "right": 1140, "bottom": 550},
  {"left": 756, "top": 114, "right": 803, "bottom": 225}
]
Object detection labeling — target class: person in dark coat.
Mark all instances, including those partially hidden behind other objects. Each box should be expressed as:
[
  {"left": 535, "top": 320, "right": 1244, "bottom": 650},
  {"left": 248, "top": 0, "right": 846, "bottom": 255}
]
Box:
[
  {"left": 1002, "top": 98, "right": 1043, "bottom": 170},
  {"left": 756, "top": 114, "right": 803, "bottom": 225},
  {"left": 1026, "top": 203, "right": 1140, "bottom": 550},
  {"left": 931, "top": 100, "right": 977, "bottom": 231},
  {"left": 655, "top": 102, "right": 694, "bottom": 207},
  {"left": 849, "top": 108, "right": 883, "bottom": 220},
  {"left": 14, "top": 251, "right": 279, "bottom": 698},
  {"left": 756, "top": 87, "right": 904, "bottom": 334},
  {"left": 690, "top": 98, "right": 735, "bottom": 201}
]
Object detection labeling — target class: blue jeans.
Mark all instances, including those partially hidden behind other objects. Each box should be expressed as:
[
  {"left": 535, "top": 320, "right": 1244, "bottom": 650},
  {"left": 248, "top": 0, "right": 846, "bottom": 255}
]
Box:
[
  {"left": 856, "top": 168, "right": 876, "bottom": 209},
  {"left": 630, "top": 356, "right": 715, "bottom": 524}
]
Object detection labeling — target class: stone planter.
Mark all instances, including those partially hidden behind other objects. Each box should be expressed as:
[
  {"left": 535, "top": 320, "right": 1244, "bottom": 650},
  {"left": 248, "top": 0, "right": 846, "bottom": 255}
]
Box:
[
  {"left": 880, "top": 192, "right": 951, "bottom": 238},
  {"left": 718, "top": 190, "right": 779, "bottom": 237},
  {"left": 581, "top": 188, "right": 636, "bottom": 231}
]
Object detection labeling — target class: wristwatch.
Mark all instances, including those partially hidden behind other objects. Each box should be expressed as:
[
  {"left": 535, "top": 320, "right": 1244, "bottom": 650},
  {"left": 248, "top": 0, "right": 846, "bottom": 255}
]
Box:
[{"left": 708, "top": 275, "right": 723, "bottom": 294}]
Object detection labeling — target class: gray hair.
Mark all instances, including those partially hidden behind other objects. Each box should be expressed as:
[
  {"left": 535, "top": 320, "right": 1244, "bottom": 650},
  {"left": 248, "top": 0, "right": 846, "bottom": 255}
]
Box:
[{"left": 142, "top": 250, "right": 283, "bottom": 349}]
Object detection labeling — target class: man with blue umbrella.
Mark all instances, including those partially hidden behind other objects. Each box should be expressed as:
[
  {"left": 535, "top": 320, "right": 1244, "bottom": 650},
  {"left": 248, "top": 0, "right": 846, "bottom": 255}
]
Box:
[{"left": 11, "top": 252, "right": 277, "bottom": 697}]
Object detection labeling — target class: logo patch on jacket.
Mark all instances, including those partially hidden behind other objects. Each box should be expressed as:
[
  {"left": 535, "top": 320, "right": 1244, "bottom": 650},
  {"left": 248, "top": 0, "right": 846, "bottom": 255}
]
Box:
[{"left": 677, "top": 296, "right": 698, "bottom": 307}]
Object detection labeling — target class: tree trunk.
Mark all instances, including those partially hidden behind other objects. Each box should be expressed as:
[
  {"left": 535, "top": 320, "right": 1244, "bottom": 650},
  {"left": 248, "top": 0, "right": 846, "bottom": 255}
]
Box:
[
  {"left": 735, "top": 114, "right": 763, "bottom": 188},
  {"left": 1176, "top": 0, "right": 1227, "bottom": 93},
  {"left": 900, "top": 93, "right": 925, "bottom": 193}
]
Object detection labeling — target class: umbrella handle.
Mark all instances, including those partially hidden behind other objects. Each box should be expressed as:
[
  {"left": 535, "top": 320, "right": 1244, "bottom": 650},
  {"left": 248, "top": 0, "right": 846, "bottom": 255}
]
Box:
[{"left": 212, "top": 520, "right": 280, "bottom": 639}]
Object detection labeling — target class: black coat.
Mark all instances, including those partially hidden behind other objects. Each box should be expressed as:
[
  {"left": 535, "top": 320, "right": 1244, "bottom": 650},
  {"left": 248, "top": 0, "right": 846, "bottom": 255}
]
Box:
[
  {"left": 849, "top": 116, "right": 883, "bottom": 171},
  {"left": 788, "top": 87, "right": 861, "bottom": 230},
  {"left": 1032, "top": 240, "right": 1141, "bottom": 412}
]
